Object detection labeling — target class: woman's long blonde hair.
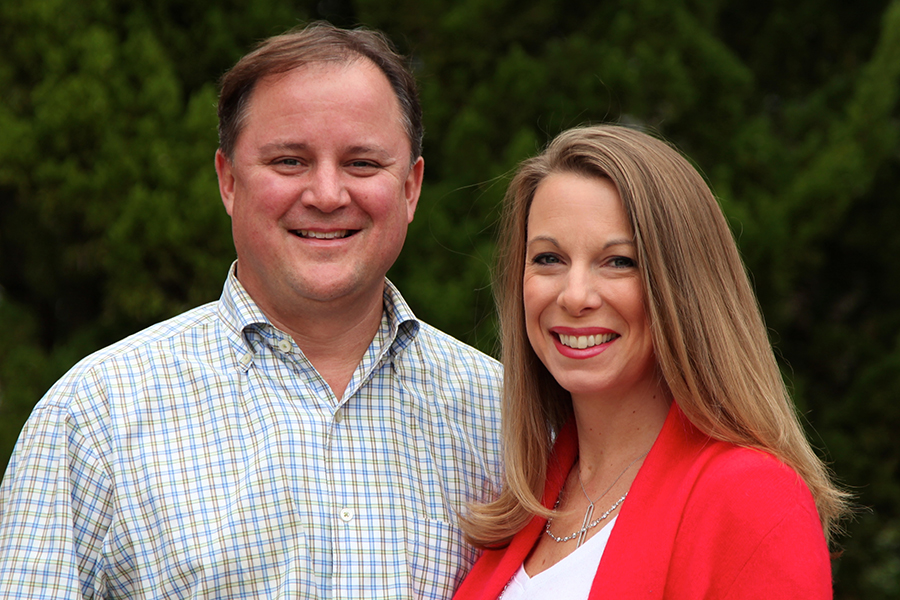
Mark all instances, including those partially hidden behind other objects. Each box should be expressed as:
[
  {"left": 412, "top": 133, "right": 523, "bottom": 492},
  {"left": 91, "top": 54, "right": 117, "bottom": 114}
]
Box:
[{"left": 463, "top": 124, "right": 849, "bottom": 548}]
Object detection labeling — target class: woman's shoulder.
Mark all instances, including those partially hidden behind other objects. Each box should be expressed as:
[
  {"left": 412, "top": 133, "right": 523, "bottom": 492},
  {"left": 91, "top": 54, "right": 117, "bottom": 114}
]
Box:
[
  {"left": 674, "top": 439, "right": 823, "bottom": 549},
  {"left": 694, "top": 442, "right": 813, "bottom": 504},
  {"left": 665, "top": 442, "right": 831, "bottom": 598},
  {"left": 660, "top": 406, "right": 815, "bottom": 511}
]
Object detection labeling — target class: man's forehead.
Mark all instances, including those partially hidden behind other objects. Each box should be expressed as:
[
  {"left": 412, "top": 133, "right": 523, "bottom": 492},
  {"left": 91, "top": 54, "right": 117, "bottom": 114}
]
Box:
[
  {"left": 233, "top": 65, "right": 407, "bottom": 156},
  {"left": 240, "top": 59, "right": 401, "bottom": 130},
  {"left": 254, "top": 57, "right": 387, "bottom": 99},
  {"left": 230, "top": 57, "right": 412, "bottom": 162}
]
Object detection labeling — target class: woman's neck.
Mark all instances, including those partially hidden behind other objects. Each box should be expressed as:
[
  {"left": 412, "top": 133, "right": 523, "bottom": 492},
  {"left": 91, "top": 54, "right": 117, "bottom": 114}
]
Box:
[{"left": 570, "top": 377, "right": 671, "bottom": 483}]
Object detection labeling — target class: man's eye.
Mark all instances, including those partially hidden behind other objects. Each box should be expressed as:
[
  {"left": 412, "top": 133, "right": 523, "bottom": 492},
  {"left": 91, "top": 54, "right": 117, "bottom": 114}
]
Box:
[{"left": 349, "top": 160, "right": 378, "bottom": 168}]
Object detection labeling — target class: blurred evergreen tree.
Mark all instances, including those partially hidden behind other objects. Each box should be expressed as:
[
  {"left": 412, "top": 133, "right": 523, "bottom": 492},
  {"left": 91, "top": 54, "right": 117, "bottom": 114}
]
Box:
[{"left": 1, "top": 0, "right": 898, "bottom": 596}]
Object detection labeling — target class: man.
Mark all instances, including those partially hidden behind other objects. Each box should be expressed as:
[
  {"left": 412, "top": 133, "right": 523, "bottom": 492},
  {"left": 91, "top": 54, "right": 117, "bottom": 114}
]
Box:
[{"left": 0, "top": 22, "right": 502, "bottom": 598}]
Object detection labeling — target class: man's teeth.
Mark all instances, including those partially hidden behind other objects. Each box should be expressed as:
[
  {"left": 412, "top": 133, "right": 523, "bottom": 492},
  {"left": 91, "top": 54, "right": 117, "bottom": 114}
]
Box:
[
  {"left": 559, "top": 333, "right": 618, "bottom": 349},
  {"left": 297, "top": 230, "right": 349, "bottom": 239}
]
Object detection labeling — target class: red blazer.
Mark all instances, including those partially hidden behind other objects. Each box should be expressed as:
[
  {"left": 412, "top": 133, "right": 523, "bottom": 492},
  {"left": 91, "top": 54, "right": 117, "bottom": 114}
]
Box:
[{"left": 454, "top": 402, "right": 832, "bottom": 599}]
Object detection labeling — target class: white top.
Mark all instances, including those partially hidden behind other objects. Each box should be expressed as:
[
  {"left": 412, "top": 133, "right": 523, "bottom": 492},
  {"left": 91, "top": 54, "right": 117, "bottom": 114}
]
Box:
[{"left": 499, "top": 516, "right": 618, "bottom": 600}]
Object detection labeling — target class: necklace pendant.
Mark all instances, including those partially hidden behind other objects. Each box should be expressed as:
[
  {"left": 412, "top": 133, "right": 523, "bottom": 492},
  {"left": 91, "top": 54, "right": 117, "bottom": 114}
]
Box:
[{"left": 576, "top": 503, "right": 594, "bottom": 548}]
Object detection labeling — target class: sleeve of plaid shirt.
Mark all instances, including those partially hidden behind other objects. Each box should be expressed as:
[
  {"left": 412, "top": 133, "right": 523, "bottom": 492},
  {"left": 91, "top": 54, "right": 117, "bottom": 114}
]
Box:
[{"left": 0, "top": 370, "right": 115, "bottom": 598}]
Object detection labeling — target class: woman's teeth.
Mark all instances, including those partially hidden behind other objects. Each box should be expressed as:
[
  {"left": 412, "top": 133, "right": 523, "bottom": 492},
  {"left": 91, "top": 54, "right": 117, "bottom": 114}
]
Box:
[{"left": 558, "top": 332, "right": 618, "bottom": 349}]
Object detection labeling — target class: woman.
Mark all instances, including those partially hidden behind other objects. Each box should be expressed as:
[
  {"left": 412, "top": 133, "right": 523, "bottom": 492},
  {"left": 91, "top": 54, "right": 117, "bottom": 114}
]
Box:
[{"left": 455, "top": 125, "right": 849, "bottom": 599}]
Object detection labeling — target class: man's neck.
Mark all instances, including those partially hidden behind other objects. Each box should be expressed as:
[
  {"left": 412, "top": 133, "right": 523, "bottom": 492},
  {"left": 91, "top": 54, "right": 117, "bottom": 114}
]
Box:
[{"left": 258, "top": 289, "right": 386, "bottom": 401}]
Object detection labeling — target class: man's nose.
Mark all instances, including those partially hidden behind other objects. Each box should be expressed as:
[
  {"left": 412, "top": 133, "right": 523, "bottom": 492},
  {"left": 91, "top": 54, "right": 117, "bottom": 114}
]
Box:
[{"left": 300, "top": 164, "right": 351, "bottom": 212}]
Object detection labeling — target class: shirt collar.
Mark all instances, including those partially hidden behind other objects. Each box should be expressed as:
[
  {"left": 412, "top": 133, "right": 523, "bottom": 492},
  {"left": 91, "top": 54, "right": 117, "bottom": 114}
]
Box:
[
  {"left": 216, "top": 262, "right": 270, "bottom": 343},
  {"left": 381, "top": 277, "right": 420, "bottom": 357},
  {"left": 216, "top": 261, "right": 421, "bottom": 360}
]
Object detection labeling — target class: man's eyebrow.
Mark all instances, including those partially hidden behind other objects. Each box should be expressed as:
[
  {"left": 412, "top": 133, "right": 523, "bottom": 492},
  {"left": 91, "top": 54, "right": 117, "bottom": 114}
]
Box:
[
  {"left": 346, "top": 145, "right": 393, "bottom": 160},
  {"left": 259, "top": 141, "right": 308, "bottom": 154},
  {"left": 258, "top": 142, "right": 393, "bottom": 160}
]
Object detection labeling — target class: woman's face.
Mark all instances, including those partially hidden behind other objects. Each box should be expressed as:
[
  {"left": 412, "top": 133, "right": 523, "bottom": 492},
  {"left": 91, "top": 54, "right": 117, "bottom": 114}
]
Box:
[{"left": 523, "top": 172, "right": 657, "bottom": 401}]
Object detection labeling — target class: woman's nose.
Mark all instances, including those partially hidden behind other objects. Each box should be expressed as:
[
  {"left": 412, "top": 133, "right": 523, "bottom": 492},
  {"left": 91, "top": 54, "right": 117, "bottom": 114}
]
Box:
[{"left": 557, "top": 268, "right": 602, "bottom": 315}]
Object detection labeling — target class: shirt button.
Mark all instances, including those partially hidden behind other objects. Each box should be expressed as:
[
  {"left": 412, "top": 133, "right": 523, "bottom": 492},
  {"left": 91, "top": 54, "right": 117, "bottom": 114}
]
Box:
[
  {"left": 340, "top": 508, "right": 354, "bottom": 522},
  {"left": 334, "top": 408, "right": 344, "bottom": 423},
  {"left": 276, "top": 339, "right": 291, "bottom": 352}
]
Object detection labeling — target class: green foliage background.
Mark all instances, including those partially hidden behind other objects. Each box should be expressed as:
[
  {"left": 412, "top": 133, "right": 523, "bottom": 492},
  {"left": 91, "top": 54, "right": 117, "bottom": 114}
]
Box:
[{"left": 1, "top": 0, "right": 898, "bottom": 596}]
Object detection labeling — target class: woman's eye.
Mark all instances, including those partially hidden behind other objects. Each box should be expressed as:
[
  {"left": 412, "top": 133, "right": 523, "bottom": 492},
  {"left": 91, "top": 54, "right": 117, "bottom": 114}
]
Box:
[
  {"left": 533, "top": 253, "right": 560, "bottom": 265},
  {"left": 610, "top": 256, "right": 636, "bottom": 268}
]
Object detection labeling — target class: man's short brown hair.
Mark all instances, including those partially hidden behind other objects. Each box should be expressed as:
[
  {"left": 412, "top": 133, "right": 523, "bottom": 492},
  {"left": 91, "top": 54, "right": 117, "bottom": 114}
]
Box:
[{"left": 218, "top": 21, "right": 423, "bottom": 163}]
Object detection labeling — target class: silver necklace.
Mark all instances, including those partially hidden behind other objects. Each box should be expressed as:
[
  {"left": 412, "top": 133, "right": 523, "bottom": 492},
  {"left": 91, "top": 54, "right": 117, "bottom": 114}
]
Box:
[{"left": 544, "top": 451, "right": 648, "bottom": 548}]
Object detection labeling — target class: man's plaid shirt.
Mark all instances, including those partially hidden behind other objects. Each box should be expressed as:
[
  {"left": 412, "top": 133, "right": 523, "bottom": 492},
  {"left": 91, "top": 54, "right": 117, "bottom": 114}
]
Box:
[{"left": 0, "top": 265, "right": 503, "bottom": 599}]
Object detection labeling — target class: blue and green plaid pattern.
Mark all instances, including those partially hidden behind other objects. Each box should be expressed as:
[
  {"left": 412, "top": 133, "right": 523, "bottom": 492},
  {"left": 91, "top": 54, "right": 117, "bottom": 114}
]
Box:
[{"left": 0, "top": 266, "right": 503, "bottom": 599}]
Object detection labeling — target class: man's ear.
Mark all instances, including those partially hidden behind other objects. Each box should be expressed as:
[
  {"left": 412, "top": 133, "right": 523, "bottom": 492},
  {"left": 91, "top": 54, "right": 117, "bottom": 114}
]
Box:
[
  {"left": 215, "top": 149, "right": 236, "bottom": 216},
  {"left": 404, "top": 156, "right": 424, "bottom": 223}
]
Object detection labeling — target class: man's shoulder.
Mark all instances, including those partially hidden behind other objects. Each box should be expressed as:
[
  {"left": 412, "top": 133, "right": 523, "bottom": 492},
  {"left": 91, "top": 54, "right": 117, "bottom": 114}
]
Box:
[
  {"left": 41, "top": 301, "right": 228, "bottom": 403},
  {"left": 391, "top": 321, "right": 503, "bottom": 407},
  {"left": 408, "top": 321, "right": 502, "bottom": 373},
  {"left": 90, "top": 300, "right": 224, "bottom": 360}
]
